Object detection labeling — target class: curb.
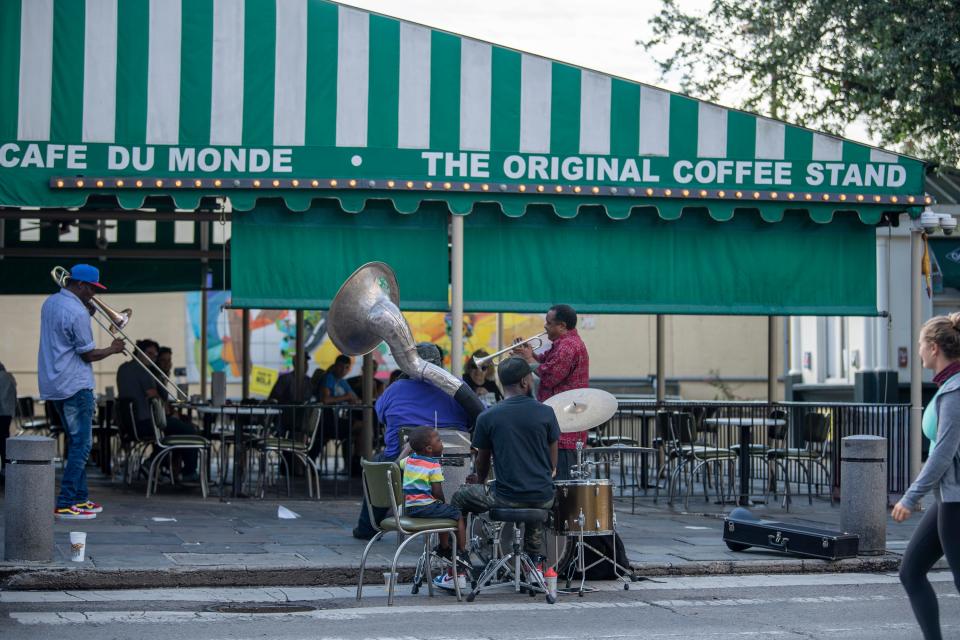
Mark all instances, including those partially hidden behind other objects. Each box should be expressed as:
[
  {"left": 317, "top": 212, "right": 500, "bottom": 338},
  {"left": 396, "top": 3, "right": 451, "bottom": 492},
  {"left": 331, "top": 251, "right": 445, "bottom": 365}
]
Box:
[{"left": 0, "top": 555, "right": 903, "bottom": 591}]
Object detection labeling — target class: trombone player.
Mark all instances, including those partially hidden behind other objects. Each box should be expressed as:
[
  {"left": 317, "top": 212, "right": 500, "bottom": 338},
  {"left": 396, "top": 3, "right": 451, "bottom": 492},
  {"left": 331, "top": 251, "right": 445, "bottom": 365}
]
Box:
[{"left": 39, "top": 264, "right": 124, "bottom": 520}]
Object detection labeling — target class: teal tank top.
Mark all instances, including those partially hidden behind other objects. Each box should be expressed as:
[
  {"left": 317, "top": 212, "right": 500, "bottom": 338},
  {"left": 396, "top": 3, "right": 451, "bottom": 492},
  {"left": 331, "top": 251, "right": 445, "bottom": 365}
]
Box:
[{"left": 923, "top": 373, "right": 960, "bottom": 454}]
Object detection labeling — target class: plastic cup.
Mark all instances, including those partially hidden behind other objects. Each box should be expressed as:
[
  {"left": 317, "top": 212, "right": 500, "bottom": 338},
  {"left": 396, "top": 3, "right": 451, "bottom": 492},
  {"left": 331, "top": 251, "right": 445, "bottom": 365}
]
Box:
[
  {"left": 69, "top": 531, "right": 87, "bottom": 562},
  {"left": 383, "top": 571, "right": 398, "bottom": 589}
]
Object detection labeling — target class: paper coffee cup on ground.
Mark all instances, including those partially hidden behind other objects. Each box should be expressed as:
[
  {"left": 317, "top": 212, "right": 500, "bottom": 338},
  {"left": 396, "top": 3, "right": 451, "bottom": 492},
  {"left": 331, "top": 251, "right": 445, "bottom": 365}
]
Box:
[
  {"left": 383, "top": 572, "right": 398, "bottom": 589},
  {"left": 69, "top": 532, "right": 87, "bottom": 562}
]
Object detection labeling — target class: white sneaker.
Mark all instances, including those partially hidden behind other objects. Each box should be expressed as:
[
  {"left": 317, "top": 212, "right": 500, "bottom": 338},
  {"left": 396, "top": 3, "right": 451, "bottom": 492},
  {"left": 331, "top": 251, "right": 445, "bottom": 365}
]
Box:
[{"left": 432, "top": 573, "right": 468, "bottom": 591}]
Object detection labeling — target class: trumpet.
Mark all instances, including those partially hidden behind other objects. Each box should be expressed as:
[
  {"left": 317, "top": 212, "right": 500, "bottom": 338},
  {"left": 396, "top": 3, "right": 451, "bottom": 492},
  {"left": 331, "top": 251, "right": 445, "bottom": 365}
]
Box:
[
  {"left": 473, "top": 332, "right": 547, "bottom": 368},
  {"left": 51, "top": 266, "right": 190, "bottom": 403}
]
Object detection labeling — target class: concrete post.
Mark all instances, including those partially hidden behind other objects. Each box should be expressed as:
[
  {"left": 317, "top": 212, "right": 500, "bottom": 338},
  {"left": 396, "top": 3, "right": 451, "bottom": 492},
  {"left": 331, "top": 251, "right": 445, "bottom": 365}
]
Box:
[
  {"left": 4, "top": 436, "right": 56, "bottom": 562},
  {"left": 840, "top": 435, "right": 887, "bottom": 555}
]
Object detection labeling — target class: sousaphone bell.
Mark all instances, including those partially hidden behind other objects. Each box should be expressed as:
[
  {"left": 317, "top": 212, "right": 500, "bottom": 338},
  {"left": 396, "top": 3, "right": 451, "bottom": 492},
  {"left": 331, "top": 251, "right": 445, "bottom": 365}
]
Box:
[{"left": 327, "top": 262, "right": 482, "bottom": 417}]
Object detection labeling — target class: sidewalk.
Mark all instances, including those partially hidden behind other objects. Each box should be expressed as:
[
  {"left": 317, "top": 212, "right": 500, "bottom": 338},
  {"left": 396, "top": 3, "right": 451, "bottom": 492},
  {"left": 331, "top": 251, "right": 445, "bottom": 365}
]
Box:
[{"left": 0, "top": 477, "right": 925, "bottom": 591}]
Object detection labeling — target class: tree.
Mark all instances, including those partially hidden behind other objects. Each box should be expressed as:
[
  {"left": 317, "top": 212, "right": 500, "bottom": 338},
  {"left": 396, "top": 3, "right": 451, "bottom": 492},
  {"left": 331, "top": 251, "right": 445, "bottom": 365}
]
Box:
[{"left": 643, "top": 0, "right": 960, "bottom": 167}]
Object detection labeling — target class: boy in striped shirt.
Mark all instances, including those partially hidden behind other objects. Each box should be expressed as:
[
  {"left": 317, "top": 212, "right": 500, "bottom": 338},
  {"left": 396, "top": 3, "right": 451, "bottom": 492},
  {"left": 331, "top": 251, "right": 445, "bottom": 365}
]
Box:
[{"left": 402, "top": 427, "right": 468, "bottom": 588}]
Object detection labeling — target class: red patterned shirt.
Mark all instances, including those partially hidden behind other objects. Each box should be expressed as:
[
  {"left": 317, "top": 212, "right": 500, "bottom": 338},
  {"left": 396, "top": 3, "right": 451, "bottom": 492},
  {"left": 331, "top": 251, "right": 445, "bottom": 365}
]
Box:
[{"left": 535, "top": 329, "right": 590, "bottom": 449}]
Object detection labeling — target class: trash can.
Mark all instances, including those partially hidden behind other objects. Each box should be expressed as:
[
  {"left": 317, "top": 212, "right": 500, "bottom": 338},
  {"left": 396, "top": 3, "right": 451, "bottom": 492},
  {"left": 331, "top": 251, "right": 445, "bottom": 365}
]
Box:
[
  {"left": 840, "top": 435, "right": 887, "bottom": 556},
  {"left": 4, "top": 436, "right": 56, "bottom": 562}
]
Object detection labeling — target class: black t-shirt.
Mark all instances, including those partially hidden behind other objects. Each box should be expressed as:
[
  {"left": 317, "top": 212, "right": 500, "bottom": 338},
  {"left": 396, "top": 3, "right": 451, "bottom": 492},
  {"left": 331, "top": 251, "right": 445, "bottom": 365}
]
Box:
[{"left": 472, "top": 395, "right": 560, "bottom": 503}]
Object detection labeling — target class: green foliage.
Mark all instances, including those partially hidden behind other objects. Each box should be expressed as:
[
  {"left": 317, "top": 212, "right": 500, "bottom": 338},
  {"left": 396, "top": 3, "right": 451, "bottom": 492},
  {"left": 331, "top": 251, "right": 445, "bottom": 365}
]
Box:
[{"left": 643, "top": 0, "right": 960, "bottom": 166}]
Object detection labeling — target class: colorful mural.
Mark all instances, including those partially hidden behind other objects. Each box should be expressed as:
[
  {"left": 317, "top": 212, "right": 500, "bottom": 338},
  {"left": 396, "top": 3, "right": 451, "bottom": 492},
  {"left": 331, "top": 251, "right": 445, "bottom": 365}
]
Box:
[{"left": 185, "top": 292, "right": 543, "bottom": 392}]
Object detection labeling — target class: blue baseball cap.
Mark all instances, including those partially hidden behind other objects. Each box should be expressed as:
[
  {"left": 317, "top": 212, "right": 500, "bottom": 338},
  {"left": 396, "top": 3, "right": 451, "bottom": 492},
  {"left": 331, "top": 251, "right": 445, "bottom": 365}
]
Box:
[{"left": 68, "top": 264, "right": 107, "bottom": 290}]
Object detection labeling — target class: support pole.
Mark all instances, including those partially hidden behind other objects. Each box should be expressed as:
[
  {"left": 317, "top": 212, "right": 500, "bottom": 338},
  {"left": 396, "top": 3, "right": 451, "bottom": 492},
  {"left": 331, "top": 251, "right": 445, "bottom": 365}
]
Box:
[
  {"left": 767, "top": 316, "right": 777, "bottom": 402},
  {"left": 789, "top": 317, "right": 802, "bottom": 376},
  {"left": 200, "top": 222, "right": 209, "bottom": 400},
  {"left": 910, "top": 228, "right": 923, "bottom": 482},
  {"left": 241, "top": 308, "right": 250, "bottom": 399},
  {"left": 655, "top": 315, "right": 665, "bottom": 403},
  {"left": 361, "top": 354, "right": 374, "bottom": 460},
  {"left": 497, "top": 312, "right": 504, "bottom": 353},
  {"left": 200, "top": 288, "right": 208, "bottom": 400},
  {"left": 451, "top": 214, "right": 464, "bottom": 377},
  {"left": 295, "top": 310, "right": 306, "bottom": 402},
  {"left": 876, "top": 233, "right": 891, "bottom": 370}
]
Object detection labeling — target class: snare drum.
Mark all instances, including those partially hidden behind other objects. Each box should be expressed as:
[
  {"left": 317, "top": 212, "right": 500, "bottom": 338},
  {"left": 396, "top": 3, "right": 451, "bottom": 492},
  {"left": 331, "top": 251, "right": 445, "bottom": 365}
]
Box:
[{"left": 553, "top": 479, "right": 614, "bottom": 536}]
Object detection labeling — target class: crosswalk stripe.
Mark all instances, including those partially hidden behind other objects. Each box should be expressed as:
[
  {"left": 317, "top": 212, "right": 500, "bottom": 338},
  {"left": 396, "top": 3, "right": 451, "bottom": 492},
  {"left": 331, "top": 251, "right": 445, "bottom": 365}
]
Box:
[{"left": 9, "top": 591, "right": 958, "bottom": 625}]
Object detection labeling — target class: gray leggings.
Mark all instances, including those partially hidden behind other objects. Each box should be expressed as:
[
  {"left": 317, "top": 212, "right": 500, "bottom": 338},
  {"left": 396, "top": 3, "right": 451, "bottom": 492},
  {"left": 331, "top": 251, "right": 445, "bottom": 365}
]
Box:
[{"left": 899, "top": 501, "right": 960, "bottom": 640}]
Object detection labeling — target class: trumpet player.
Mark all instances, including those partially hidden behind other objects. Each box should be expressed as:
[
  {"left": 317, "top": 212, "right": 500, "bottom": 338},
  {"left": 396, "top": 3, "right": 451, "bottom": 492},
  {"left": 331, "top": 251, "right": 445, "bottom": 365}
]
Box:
[
  {"left": 39, "top": 264, "right": 124, "bottom": 520},
  {"left": 513, "top": 304, "right": 590, "bottom": 481}
]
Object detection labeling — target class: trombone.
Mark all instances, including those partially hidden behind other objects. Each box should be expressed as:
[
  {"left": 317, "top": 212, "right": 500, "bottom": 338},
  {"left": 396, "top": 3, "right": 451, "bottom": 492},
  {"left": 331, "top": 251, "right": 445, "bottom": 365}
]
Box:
[
  {"left": 50, "top": 266, "right": 190, "bottom": 403},
  {"left": 473, "top": 332, "right": 547, "bottom": 368}
]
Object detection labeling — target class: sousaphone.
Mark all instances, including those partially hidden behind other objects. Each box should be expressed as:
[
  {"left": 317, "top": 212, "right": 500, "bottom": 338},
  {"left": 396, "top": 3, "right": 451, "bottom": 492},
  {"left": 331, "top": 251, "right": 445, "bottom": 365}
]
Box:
[{"left": 327, "top": 262, "right": 483, "bottom": 417}]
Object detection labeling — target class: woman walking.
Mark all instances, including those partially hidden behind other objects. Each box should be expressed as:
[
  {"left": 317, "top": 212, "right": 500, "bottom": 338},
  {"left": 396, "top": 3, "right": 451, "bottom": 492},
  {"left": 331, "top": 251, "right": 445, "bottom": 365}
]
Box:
[{"left": 893, "top": 313, "right": 960, "bottom": 640}]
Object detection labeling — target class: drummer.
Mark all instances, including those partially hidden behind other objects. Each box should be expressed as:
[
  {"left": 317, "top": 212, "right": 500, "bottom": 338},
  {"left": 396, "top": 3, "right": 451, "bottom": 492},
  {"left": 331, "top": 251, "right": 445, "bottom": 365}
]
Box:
[
  {"left": 451, "top": 358, "right": 560, "bottom": 563},
  {"left": 513, "top": 304, "right": 589, "bottom": 481}
]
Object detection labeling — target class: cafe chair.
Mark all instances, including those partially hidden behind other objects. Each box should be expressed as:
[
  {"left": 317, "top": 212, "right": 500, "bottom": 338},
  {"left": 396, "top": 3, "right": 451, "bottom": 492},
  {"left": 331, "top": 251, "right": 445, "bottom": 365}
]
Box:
[
  {"left": 664, "top": 412, "right": 737, "bottom": 510},
  {"left": 729, "top": 409, "right": 788, "bottom": 497},
  {"left": 14, "top": 397, "right": 49, "bottom": 436},
  {"left": 113, "top": 398, "right": 151, "bottom": 485},
  {"left": 145, "top": 398, "right": 210, "bottom": 498},
  {"left": 356, "top": 460, "right": 462, "bottom": 606},
  {"left": 254, "top": 406, "right": 321, "bottom": 498},
  {"left": 766, "top": 412, "right": 832, "bottom": 510}
]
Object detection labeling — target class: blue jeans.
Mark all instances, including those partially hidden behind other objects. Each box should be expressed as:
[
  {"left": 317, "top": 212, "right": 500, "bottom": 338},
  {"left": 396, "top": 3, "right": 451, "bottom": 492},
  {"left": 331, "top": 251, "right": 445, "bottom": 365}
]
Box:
[{"left": 50, "top": 389, "right": 94, "bottom": 509}]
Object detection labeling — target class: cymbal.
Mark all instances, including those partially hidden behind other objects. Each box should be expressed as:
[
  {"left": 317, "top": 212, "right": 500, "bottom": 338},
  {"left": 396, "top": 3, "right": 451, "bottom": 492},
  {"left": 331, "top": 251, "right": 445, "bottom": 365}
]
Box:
[{"left": 544, "top": 388, "right": 619, "bottom": 433}]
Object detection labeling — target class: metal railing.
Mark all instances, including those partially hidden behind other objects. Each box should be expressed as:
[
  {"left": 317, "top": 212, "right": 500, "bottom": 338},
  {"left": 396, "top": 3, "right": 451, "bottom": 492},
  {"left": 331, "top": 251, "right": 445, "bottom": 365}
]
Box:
[{"left": 595, "top": 400, "right": 911, "bottom": 503}]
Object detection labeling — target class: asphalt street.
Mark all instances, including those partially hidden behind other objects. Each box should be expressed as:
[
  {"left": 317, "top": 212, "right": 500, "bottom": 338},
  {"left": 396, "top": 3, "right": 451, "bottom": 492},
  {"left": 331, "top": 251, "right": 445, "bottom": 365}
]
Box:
[{"left": 2, "top": 571, "right": 957, "bottom": 640}]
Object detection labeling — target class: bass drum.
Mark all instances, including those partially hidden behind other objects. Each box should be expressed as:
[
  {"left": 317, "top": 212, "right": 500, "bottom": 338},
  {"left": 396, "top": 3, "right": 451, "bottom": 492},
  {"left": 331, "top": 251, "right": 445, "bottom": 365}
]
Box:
[{"left": 553, "top": 479, "right": 614, "bottom": 536}]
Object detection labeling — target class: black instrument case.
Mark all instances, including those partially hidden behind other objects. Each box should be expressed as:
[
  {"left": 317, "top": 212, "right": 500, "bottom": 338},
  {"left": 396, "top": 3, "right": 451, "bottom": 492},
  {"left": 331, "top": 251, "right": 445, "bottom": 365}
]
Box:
[{"left": 722, "top": 508, "right": 859, "bottom": 560}]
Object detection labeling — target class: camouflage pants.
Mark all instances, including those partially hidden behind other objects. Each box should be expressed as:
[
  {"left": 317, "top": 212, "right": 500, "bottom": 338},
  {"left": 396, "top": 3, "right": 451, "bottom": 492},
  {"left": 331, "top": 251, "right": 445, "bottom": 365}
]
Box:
[{"left": 452, "top": 484, "right": 554, "bottom": 556}]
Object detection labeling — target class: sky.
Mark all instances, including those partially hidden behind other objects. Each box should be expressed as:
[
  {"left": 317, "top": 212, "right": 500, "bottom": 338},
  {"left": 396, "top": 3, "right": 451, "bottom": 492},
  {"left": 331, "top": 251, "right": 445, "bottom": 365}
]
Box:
[{"left": 339, "top": 0, "right": 876, "bottom": 146}]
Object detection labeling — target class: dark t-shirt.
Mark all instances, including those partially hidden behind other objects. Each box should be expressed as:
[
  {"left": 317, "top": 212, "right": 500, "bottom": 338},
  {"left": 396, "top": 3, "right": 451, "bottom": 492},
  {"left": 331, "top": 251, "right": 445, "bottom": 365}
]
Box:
[
  {"left": 472, "top": 394, "right": 560, "bottom": 503},
  {"left": 116, "top": 359, "right": 157, "bottom": 422}
]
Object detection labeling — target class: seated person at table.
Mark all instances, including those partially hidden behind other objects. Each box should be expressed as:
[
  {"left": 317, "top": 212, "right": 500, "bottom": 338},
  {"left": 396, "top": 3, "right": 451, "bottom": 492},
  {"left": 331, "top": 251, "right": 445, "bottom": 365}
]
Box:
[
  {"left": 117, "top": 339, "right": 199, "bottom": 481},
  {"left": 310, "top": 355, "right": 361, "bottom": 474},
  {"left": 451, "top": 357, "right": 560, "bottom": 563},
  {"left": 401, "top": 426, "right": 468, "bottom": 589},
  {"left": 269, "top": 353, "right": 312, "bottom": 437}
]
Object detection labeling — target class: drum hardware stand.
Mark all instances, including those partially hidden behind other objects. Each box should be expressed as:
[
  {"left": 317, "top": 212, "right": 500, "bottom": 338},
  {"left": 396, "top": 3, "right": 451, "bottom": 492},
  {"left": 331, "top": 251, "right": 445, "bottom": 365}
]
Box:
[
  {"left": 466, "top": 517, "right": 555, "bottom": 604},
  {"left": 558, "top": 443, "right": 641, "bottom": 594}
]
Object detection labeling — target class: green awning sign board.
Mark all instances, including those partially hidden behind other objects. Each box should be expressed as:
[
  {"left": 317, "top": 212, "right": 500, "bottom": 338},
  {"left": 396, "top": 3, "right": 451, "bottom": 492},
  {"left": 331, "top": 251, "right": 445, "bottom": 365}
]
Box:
[
  {"left": 0, "top": 0, "right": 927, "bottom": 219},
  {"left": 0, "top": 0, "right": 930, "bottom": 313}
]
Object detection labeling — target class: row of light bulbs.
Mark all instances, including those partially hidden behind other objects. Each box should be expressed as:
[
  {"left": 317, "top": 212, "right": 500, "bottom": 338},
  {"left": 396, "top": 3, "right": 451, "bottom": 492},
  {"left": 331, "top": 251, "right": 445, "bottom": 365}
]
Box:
[{"left": 50, "top": 177, "right": 932, "bottom": 206}]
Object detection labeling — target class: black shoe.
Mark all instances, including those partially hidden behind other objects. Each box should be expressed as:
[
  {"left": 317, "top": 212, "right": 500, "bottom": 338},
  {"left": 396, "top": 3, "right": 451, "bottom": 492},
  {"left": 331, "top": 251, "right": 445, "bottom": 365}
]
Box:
[
  {"left": 432, "top": 544, "right": 453, "bottom": 560},
  {"left": 352, "top": 527, "right": 376, "bottom": 541}
]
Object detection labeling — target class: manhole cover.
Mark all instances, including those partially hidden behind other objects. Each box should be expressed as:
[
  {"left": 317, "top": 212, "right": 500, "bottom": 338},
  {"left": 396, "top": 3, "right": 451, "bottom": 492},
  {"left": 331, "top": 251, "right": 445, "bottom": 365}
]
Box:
[{"left": 208, "top": 603, "right": 316, "bottom": 614}]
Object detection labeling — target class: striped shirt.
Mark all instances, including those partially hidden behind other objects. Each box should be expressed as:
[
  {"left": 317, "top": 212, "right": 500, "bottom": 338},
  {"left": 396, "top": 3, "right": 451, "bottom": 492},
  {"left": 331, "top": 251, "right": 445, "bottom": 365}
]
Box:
[{"left": 402, "top": 454, "right": 444, "bottom": 508}]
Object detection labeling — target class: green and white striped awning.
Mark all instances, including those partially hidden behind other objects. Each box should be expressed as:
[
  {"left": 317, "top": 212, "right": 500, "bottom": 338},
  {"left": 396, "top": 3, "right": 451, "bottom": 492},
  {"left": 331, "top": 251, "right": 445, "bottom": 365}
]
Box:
[{"left": 0, "top": 0, "right": 929, "bottom": 221}]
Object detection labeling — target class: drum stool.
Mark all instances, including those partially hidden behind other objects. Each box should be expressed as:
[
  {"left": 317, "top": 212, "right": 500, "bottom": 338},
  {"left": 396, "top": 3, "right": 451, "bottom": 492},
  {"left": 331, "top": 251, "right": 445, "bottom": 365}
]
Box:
[{"left": 466, "top": 508, "right": 555, "bottom": 604}]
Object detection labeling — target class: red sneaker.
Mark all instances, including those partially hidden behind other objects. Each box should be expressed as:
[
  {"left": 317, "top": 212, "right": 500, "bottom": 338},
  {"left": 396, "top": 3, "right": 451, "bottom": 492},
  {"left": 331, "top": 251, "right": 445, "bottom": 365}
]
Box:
[
  {"left": 55, "top": 506, "right": 96, "bottom": 520},
  {"left": 74, "top": 501, "right": 103, "bottom": 514}
]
